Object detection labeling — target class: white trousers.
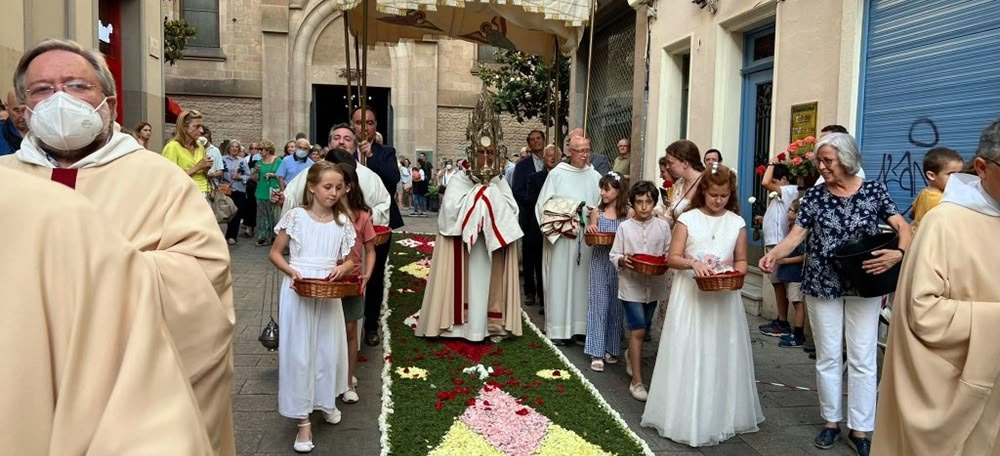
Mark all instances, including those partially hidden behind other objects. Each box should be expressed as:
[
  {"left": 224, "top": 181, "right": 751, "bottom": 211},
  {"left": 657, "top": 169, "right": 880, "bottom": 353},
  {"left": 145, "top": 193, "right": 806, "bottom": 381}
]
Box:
[{"left": 806, "top": 295, "right": 880, "bottom": 431}]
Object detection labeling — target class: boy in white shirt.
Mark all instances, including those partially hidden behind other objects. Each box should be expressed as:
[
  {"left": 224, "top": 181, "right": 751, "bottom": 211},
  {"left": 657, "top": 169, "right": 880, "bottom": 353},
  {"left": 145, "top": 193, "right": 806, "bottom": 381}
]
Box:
[{"left": 758, "top": 163, "right": 799, "bottom": 337}]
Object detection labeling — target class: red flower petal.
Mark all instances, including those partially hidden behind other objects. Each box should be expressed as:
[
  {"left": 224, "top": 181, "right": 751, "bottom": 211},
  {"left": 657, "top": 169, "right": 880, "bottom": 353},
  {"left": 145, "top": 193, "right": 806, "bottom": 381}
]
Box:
[
  {"left": 466, "top": 398, "right": 476, "bottom": 406},
  {"left": 452, "top": 378, "right": 464, "bottom": 385},
  {"left": 410, "top": 323, "right": 417, "bottom": 329},
  {"left": 437, "top": 391, "right": 450, "bottom": 400},
  {"left": 535, "top": 398, "right": 544, "bottom": 405},
  {"left": 484, "top": 407, "right": 492, "bottom": 411},
  {"left": 434, "top": 400, "right": 444, "bottom": 410},
  {"left": 492, "top": 360, "right": 501, "bottom": 367},
  {"left": 403, "top": 367, "right": 410, "bottom": 373},
  {"left": 552, "top": 370, "right": 561, "bottom": 377},
  {"left": 556, "top": 386, "right": 565, "bottom": 393},
  {"left": 515, "top": 408, "right": 530, "bottom": 416},
  {"left": 483, "top": 400, "right": 491, "bottom": 406},
  {"left": 384, "top": 355, "right": 393, "bottom": 362}
]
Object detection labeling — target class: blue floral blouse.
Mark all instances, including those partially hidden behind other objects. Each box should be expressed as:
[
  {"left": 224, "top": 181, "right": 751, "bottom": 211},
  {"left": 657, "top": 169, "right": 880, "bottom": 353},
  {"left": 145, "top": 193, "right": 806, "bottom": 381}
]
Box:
[{"left": 795, "top": 180, "right": 899, "bottom": 299}]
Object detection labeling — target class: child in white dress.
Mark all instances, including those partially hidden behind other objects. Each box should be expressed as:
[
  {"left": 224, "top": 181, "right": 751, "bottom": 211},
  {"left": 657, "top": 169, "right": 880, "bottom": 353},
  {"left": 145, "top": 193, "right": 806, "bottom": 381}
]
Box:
[
  {"left": 641, "top": 163, "right": 764, "bottom": 447},
  {"left": 269, "top": 162, "right": 356, "bottom": 453}
]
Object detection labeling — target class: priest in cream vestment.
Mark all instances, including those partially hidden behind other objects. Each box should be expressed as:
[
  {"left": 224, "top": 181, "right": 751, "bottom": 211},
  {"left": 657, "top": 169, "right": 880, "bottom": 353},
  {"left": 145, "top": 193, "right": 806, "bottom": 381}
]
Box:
[
  {"left": 535, "top": 136, "right": 602, "bottom": 340},
  {"left": 2, "top": 39, "right": 235, "bottom": 455},
  {"left": 416, "top": 160, "right": 524, "bottom": 341},
  {"left": 0, "top": 167, "right": 213, "bottom": 455},
  {"left": 873, "top": 166, "right": 1000, "bottom": 455}
]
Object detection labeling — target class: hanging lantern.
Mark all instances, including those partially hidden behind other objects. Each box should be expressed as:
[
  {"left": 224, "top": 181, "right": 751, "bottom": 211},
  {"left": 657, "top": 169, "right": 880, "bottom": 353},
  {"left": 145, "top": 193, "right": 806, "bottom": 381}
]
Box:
[{"left": 258, "top": 317, "right": 279, "bottom": 351}]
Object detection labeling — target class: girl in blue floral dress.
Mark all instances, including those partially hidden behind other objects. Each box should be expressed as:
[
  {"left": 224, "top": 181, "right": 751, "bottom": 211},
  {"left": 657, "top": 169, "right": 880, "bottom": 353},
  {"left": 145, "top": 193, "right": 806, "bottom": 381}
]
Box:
[{"left": 584, "top": 172, "right": 629, "bottom": 372}]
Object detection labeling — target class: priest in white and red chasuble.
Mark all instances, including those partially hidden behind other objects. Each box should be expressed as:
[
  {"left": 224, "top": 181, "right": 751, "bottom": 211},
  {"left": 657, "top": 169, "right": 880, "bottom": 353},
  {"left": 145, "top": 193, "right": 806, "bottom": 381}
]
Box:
[{"left": 416, "top": 95, "right": 524, "bottom": 341}]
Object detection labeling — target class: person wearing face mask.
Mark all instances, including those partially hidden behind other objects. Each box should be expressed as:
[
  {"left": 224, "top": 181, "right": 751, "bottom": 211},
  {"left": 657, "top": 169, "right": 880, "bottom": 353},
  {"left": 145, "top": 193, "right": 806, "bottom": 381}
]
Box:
[
  {"left": 276, "top": 137, "right": 314, "bottom": 191},
  {"left": 0, "top": 39, "right": 235, "bottom": 456}
]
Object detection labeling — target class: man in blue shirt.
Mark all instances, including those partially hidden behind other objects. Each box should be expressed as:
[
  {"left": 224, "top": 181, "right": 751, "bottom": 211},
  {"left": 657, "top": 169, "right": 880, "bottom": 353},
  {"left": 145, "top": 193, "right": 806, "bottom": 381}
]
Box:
[
  {"left": 276, "top": 137, "right": 314, "bottom": 190},
  {"left": 0, "top": 90, "right": 28, "bottom": 156}
]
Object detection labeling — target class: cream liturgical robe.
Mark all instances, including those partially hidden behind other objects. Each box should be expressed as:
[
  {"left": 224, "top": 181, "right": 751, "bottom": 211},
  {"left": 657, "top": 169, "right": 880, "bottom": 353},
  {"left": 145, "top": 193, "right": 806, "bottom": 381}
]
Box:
[
  {"left": 416, "top": 172, "right": 524, "bottom": 341},
  {"left": 0, "top": 167, "right": 213, "bottom": 455},
  {"left": 873, "top": 174, "right": 1000, "bottom": 456},
  {"left": 282, "top": 160, "right": 391, "bottom": 225},
  {"left": 534, "top": 162, "right": 601, "bottom": 339},
  {"left": 0, "top": 128, "right": 236, "bottom": 455}
]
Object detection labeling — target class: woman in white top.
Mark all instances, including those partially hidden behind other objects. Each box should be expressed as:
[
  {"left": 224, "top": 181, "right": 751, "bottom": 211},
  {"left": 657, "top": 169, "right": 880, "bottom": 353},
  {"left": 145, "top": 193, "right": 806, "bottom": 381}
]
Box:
[{"left": 398, "top": 157, "right": 412, "bottom": 209}]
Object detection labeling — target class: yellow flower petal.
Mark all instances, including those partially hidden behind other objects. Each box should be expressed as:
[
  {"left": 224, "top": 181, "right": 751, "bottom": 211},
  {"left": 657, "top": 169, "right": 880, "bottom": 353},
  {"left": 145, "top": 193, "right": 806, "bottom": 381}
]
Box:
[{"left": 428, "top": 421, "right": 505, "bottom": 456}]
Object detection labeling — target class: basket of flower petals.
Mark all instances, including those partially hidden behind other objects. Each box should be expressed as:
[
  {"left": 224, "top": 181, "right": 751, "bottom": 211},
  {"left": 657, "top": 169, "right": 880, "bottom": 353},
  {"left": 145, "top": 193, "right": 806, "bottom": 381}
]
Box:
[
  {"left": 374, "top": 225, "right": 392, "bottom": 245},
  {"left": 584, "top": 231, "right": 616, "bottom": 246},
  {"left": 631, "top": 254, "right": 669, "bottom": 276},
  {"left": 293, "top": 276, "right": 361, "bottom": 299},
  {"left": 694, "top": 270, "right": 746, "bottom": 292}
]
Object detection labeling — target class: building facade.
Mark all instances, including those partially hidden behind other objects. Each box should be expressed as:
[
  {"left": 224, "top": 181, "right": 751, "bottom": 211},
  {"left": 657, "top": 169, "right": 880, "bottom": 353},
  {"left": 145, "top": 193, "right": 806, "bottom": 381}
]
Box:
[
  {"left": 632, "top": 0, "right": 999, "bottom": 315},
  {"left": 162, "top": 0, "right": 543, "bottom": 164},
  {"left": 2, "top": 0, "right": 166, "bottom": 143}
]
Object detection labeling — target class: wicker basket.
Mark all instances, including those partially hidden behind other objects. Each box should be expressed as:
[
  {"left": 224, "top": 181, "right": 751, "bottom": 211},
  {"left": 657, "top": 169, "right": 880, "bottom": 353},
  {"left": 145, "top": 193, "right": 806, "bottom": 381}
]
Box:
[
  {"left": 631, "top": 254, "right": 669, "bottom": 276},
  {"left": 694, "top": 272, "right": 746, "bottom": 292},
  {"left": 584, "top": 232, "right": 615, "bottom": 246},
  {"left": 373, "top": 226, "right": 392, "bottom": 246},
  {"left": 293, "top": 278, "right": 361, "bottom": 298}
]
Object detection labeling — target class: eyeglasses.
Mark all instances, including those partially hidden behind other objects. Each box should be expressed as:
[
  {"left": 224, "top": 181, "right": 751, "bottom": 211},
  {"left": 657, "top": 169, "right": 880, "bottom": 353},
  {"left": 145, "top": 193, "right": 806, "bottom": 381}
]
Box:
[
  {"left": 25, "top": 80, "right": 98, "bottom": 101},
  {"left": 985, "top": 157, "right": 1000, "bottom": 168}
]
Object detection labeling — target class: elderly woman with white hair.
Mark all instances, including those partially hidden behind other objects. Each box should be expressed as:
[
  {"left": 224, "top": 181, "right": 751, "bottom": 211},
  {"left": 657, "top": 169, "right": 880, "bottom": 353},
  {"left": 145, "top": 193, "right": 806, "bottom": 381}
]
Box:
[{"left": 760, "top": 133, "right": 911, "bottom": 456}]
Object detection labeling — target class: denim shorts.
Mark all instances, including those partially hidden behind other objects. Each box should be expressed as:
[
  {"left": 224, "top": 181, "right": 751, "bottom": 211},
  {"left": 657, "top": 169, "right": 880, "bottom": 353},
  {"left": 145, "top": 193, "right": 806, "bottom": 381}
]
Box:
[
  {"left": 622, "top": 300, "right": 657, "bottom": 331},
  {"left": 342, "top": 295, "right": 364, "bottom": 321}
]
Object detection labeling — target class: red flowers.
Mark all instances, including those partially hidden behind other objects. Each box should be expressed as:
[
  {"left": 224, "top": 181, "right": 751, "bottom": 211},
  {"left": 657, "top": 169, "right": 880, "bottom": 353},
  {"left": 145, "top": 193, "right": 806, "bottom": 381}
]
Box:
[
  {"left": 434, "top": 400, "right": 444, "bottom": 410},
  {"left": 452, "top": 377, "right": 464, "bottom": 385},
  {"left": 755, "top": 165, "right": 767, "bottom": 176},
  {"left": 555, "top": 386, "right": 565, "bottom": 393},
  {"left": 515, "top": 408, "right": 530, "bottom": 416},
  {"left": 551, "top": 370, "right": 561, "bottom": 377},
  {"left": 662, "top": 180, "right": 674, "bottom": 189},
  {"left": 777, "top": 152, "right": 787, "bottom": 161}
]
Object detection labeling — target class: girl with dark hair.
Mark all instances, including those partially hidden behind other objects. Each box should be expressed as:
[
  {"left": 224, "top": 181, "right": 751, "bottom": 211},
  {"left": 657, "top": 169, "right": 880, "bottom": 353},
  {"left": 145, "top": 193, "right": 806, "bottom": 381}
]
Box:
[
  {"left": 583, "top": 171, "right": 630, "bottom": 372},
  {"left": 335, "top": 161, "right": 375, "bottom": 405},
  {"left": 642, "top": 163, "right": 764, "bottom": 446}
]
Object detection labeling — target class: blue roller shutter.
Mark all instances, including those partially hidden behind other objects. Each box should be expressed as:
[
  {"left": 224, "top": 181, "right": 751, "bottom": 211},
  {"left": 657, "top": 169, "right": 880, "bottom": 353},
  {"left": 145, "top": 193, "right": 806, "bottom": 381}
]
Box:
[{"left": 858, "top": 0, "right": 1000, "bottom": 215}]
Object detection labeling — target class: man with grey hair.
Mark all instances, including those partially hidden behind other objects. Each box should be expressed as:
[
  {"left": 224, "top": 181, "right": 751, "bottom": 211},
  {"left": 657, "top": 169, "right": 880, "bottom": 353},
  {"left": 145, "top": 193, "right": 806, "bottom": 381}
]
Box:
[
  {"left": 0, "top": 39, "right": 235, "bottom": 455},
  {"left": 535, "top": 135, "right": 601, "bottom": 344},
  {"left": 873, "top": 119, "right": 1000, "bottom": 455},
  {"left": 0, "top": 89, "right": 28, "bottom": 155}
]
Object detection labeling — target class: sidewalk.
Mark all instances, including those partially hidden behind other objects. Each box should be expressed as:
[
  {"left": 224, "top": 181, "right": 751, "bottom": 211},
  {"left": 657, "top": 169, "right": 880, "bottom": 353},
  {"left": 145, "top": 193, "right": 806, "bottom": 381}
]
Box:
[{"left": 231, "top": 212, "right": 857, "bottom": 455}]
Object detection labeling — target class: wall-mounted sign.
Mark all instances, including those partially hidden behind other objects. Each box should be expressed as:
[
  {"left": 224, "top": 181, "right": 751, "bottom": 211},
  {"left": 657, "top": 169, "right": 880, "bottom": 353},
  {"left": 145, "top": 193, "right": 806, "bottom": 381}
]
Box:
[{"left": 790, "top": 102, "right": 818, "bottom": 141}]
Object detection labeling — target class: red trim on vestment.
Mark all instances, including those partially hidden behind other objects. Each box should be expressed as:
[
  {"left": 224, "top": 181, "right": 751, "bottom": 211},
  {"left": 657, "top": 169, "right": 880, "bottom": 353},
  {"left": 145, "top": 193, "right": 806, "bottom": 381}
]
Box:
[
  {"left": 479, "top": 194, "right": 507, "bottom": 247},
  {"left": 461, "top": 186, "right": 488, "bottom": 231},
  {"left": 487, "top": 311, "right": 503, "bottom": 318},
  {"left": 51, "top": 169, "right": 79, "bottom": 189},
  {"left": 453, "top": 237, "right": 463, "bottom": 326}
]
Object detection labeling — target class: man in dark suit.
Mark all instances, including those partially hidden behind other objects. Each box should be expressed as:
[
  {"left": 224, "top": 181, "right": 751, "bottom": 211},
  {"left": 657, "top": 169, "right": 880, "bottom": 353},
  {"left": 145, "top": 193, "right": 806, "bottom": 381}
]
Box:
[
  {"left": 511, "top": 130, "right": 548, "bottom": 306},
  {"left": 353, "top": 107, "right": 404, "bottom": 346}
]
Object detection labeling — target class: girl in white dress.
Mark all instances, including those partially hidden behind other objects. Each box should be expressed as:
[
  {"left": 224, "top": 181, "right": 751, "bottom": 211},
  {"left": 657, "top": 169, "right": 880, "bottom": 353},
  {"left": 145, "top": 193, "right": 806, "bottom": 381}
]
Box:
[
  {"left": 642, "top": 163, "right": 764, "bottom": 447},
  {"left": 269, "top": 162, "right": 356, "bottom": 453}
]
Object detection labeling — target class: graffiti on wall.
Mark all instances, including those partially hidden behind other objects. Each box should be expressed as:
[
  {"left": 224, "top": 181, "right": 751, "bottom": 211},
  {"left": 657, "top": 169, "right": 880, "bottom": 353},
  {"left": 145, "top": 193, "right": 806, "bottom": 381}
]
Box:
[{"left": 875, "top": 117, "right": 939, "bottom": 215}]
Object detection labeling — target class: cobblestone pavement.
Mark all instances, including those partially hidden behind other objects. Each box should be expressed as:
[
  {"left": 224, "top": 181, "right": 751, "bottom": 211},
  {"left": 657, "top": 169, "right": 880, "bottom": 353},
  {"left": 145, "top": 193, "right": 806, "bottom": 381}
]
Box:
[{"left": 232, "top": 212, "right": 859, "bottom": 455}]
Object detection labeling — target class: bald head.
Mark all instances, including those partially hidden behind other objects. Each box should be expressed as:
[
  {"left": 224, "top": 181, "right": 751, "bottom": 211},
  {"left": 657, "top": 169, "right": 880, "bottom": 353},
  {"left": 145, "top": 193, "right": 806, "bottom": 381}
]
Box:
[
  {"left": 5, "top": 89, "right": 27, "bottom": 134},
  {"left": 567, "top": 135, "right": 592, "bottom": 169},
  {"left": 295, "top": 138, "right": 310, "bottom": 150}
]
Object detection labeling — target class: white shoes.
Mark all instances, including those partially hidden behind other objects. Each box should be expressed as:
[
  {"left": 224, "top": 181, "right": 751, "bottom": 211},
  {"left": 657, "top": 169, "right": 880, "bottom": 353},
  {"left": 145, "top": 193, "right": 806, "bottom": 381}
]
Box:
[
  {"left": 293, "top": 421, "right": 314, "bottom": 453},
  {"left": 323, "top": 409, "right": 342, "bottom": 425},
  {"left": 629, "top": 382, "right": 649, "bottom": 402},
  {"left": 342, "top": 388, "right": 359, "bottom": 403}
]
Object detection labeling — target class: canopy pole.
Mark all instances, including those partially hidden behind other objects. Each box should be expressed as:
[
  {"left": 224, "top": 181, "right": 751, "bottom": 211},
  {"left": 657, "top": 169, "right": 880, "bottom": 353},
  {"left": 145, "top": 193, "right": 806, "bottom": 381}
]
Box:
[
  {"left": 343, "top": 13, "right": 354, "bottom": 122},
  {"left": 553, "top": 39, "right": 562, "bottom": 149},
  {"left": 545, "top": 38, "right": 555, "bottom": 145},
  {"left": 582, "top": 2, "right": 596, "bottom": 136},
  {"left": 360, "top": 0, "right": 370, "bottom": 166}
]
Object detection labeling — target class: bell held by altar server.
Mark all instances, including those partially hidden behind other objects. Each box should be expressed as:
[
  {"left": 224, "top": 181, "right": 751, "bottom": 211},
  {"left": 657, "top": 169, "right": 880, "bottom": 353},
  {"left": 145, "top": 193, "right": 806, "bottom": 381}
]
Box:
[{"left": 259, "top": 317, "right": 279, "bottom": 351}]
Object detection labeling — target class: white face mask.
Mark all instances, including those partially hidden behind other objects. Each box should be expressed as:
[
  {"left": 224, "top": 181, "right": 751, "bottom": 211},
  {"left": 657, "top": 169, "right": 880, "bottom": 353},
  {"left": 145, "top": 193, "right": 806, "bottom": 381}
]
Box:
[
  {"left": 446, "top": 164, "right": 453, "bottom": 170},
  {"left": 295, "top": 149, "right": 308, "bottom": 159},
  {"left": 27, "top": 92, "right": 109, "bottom": 151}
]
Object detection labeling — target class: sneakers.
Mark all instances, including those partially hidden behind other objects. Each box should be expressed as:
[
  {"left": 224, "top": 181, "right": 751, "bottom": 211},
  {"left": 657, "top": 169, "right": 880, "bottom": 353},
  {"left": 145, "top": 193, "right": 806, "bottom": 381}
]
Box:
[
  {"left": 342, "top": 388, "right": 359, "bottom": 403},
  {"left": 779, "top": 334, "right": 805, "bottom": 348},
  {"left": 629, "top": 382, "right": 648, "bottom": 401},
  {"left": 322, "top": 409, "right": 342, "bottom": 425},
  {"left": 814, "top": 427, "right": 841, "bottom": 449},
  {"left": 759, "top": 319, "right": 792, "bottom": 337},
  {"left": 848, "top": 432, "right": 871, "bottom": 456}
]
